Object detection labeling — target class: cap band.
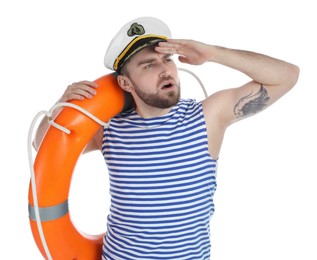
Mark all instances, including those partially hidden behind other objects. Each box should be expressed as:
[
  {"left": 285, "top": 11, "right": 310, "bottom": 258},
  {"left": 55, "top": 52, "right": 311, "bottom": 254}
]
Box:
[{"left": 114, "top": 34, "right": 167, "bottom": 71}]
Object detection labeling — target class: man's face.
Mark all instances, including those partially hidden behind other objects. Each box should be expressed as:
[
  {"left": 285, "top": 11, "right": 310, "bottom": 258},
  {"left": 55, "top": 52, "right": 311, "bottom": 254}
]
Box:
[{"left": 124, "top": 45, "right": 180, "bottom": 109}]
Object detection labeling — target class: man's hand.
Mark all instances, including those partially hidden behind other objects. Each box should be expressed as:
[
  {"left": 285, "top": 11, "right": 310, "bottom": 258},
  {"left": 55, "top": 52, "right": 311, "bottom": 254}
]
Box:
[
  {"left": 156, "top": 39, "right": 214, "bottom": 65},
  {"left": 61, "top": 81, "right": 98, "bottom": 102}
]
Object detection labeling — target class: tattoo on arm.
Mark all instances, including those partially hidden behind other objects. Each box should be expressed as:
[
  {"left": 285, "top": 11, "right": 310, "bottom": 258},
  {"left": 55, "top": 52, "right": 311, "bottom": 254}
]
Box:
[{"left": 234, "top": 84, "right": 270, "bottom": 118}]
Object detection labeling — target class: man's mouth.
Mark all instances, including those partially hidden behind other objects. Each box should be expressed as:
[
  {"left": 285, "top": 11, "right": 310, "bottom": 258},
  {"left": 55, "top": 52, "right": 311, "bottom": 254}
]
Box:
[{"left": 162, "top": 83, "right": 173, "bottom": 89}]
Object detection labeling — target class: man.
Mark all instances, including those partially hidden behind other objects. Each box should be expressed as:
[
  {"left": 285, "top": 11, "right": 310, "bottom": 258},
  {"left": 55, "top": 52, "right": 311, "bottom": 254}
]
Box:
[{"left": 34, "top": 17, "right": 299, "bottom": 259}]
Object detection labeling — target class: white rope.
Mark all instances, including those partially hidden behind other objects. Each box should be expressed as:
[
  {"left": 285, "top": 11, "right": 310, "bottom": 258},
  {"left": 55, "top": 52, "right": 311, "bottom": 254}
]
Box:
[
  {"left": 28, "top": 110, "right": 53, "bottom": 260},
  {"left": 47, "top": 102, "right": 109, "bottom": 134},
  {"left": 178, "top": 67, "right": 208, "bottom": 98}
]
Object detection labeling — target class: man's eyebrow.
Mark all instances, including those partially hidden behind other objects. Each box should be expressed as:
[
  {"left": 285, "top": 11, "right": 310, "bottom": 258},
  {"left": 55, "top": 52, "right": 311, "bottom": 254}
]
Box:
[
  {"left": 137, "top": 54, "right": 172, "bottom": 67},
  {"left": 137, "top": 58, "right": 157, "bottom": 67}
]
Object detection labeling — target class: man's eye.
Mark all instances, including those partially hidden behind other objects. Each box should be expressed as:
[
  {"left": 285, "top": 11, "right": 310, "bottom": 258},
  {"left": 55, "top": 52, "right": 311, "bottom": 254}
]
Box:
[
  {"left": 164, "top": 58, "right": 172, "bottom": 63},
  {"left": 145, "top": 63, "right": 153, "bottom": 69}
]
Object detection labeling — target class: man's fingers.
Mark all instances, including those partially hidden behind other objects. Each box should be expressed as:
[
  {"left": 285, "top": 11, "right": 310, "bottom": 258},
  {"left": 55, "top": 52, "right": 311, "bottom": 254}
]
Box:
[{"left": 62, "top": 81, "right": 98, "bottom": 101}]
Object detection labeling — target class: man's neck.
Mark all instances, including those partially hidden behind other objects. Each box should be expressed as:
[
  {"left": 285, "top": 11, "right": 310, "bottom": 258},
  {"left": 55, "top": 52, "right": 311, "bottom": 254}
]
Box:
[{"left": 135, "top": 103, "right": 173, "bottom": 118}]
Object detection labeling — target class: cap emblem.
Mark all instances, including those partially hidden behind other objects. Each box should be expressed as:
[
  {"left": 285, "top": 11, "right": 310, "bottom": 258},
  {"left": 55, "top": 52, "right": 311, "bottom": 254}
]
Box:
[{"left": 127, "top": 22, "right": 145, "bottom": 37}]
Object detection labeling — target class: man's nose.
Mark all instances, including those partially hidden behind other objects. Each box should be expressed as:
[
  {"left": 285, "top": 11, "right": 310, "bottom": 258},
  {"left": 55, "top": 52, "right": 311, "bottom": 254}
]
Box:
[{"left": 159, "top": 63, "right": 171, "bottom": 78}]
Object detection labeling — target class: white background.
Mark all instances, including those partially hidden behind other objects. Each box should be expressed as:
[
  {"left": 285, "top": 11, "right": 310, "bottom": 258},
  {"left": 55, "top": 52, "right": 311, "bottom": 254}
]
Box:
[{"left": 1, "top": 0, "right": 316, "bottom": 259}]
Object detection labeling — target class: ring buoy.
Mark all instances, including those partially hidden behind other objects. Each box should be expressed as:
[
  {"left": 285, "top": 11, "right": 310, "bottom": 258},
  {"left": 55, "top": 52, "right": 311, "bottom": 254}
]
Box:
[{"left": 28, "top": 73, "right": 132, "bottom": 259}]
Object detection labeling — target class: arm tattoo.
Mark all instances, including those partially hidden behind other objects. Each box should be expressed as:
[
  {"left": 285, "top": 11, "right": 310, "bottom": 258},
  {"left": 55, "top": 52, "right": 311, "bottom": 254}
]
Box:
[{"left": 234, "top": 84, "right": 270, "bottom": 118}]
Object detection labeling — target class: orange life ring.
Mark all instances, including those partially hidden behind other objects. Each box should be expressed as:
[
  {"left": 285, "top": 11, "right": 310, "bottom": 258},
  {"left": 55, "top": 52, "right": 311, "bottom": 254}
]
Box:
[{"left": 28, "top": 73, "right": 131, "bottom": 259}]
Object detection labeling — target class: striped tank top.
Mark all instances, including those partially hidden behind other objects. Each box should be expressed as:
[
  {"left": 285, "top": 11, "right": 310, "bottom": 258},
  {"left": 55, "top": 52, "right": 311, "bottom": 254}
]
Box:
[{"left": 101, "top": 99, "right": 217, "bottom": 260}]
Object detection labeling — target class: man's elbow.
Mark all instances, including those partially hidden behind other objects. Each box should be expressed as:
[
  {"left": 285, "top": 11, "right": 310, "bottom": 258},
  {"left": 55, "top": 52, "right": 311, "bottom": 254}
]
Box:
[{"left": 288, "top": 64, "right": 300, "bottom": 89}]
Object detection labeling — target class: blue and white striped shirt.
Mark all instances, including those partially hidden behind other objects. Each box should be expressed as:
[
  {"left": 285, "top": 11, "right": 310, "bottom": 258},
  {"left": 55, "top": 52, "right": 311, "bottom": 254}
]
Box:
[{"left": 102, "top": 99, "right": 217, "bottom": 260}]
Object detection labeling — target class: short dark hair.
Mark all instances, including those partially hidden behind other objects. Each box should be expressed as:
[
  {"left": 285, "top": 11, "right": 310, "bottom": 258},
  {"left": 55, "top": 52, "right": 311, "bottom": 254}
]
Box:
[{"left": 119, "top": 59, "right": 130, "bottom": 76}]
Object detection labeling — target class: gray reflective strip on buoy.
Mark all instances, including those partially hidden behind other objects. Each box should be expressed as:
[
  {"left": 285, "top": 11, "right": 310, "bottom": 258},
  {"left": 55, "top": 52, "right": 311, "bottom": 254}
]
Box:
[{"left": 28, "top": 200, "right": 69, "bottom": 222}]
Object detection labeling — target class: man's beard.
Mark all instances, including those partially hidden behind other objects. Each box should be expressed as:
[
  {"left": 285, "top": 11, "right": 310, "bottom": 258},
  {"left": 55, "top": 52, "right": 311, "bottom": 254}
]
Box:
[{"left": 134, "top": 81, "right": 181, "bottom": 109}]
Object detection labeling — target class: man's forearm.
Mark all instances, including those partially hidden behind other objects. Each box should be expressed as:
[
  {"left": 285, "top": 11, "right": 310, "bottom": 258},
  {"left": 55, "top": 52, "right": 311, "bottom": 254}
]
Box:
[{"left": 209, "top": 45, "right": 299, "bottom": 87}]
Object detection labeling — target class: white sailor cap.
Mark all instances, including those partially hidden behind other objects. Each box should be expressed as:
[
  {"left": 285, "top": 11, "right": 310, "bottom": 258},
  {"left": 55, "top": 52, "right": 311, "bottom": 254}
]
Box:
[{"left": 104, "top": 17, "right": 172, "bottom": 72}]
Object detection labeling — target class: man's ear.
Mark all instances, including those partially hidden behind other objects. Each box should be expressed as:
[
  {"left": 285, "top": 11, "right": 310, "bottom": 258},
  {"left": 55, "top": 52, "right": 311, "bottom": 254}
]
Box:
[{"left": 117, "top": 75, "right": 133, "bottom": 92}]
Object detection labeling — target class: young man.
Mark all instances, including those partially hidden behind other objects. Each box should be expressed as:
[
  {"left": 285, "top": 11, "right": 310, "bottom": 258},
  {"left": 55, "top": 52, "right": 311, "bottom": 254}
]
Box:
[{"left": 34, "top": 17, "right": 299, "bottom": 259}]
